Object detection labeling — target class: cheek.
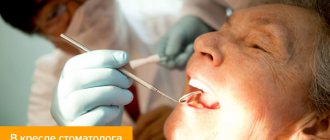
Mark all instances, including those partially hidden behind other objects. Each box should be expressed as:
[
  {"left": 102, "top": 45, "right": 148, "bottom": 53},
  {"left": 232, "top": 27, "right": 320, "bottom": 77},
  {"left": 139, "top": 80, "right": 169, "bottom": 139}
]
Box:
[
  {"left": 219, "top": 53, "right": 280, "bottom": 109},
  {"left": 220, "top": 65, "right": 308, "bottom": 134},
  {"left": 52, "top": 15, "right": 71, "bottom": 35},
  {"left": 212, "top": 58, "right": 283, "bottom": 121},
  {"left": 67, "top": 1, "right": 81, "bottom": 13}
]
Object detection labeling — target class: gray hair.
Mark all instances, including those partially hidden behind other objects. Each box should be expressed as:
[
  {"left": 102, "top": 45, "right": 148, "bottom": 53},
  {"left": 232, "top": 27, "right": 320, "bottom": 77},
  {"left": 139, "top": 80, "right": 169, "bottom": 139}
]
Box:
[
  {"left": 251, "top": 0, "right": 330, "bottom": 113},
  {"left": 310, "top": 16, "right": 330, "bottom": 113},
  {"left": 279, "top": 0, "right": 330, "bottom": 113}
]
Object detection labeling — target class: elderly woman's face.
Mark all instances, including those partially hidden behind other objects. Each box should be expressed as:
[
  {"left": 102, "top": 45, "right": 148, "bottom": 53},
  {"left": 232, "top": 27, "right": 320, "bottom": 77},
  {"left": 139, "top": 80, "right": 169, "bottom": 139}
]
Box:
[{"left": 165, "top": 4, "right": 318, "bottom": 139}]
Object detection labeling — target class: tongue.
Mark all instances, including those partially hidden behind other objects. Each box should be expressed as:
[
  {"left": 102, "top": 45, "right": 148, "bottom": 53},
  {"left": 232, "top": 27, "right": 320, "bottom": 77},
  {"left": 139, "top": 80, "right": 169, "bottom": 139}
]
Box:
[
  {"left": 199, "top": 93, "right": 220, "bottom": 109},
  {"left": 188, "top": 92, "right": 220, "bottom": 109}
]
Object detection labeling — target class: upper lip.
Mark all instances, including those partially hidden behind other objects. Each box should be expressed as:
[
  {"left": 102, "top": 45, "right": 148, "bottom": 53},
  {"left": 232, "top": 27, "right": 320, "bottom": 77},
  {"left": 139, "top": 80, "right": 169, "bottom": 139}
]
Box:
[
  {"left": 189, "top": 79, "right": 211, "bottom": 93},
  {"left": 185, "top": 60, "right": 220, "bottom": 109}
]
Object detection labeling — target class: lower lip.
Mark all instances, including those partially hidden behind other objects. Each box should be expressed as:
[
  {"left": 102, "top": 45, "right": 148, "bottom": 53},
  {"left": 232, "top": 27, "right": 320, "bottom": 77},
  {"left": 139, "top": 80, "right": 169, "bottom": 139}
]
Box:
[
  {"left": 183, "top": 91, "right": 220, "bottom": 110},
  {"left": 176, "top": 103, "right": 220, "bottom": 116}
]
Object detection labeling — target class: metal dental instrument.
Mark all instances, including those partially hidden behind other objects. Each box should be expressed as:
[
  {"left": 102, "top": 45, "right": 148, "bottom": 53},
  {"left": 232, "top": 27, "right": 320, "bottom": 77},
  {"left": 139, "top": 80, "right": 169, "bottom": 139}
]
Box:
[
  {"left": 60, "top": 34, "right": 179, "bottom": 103},
  {"left": 129, "top": 54, "right": 163, "bottom": 69},
  {"left": 178, "top": 91, "right": 202, "bottom": 104}
]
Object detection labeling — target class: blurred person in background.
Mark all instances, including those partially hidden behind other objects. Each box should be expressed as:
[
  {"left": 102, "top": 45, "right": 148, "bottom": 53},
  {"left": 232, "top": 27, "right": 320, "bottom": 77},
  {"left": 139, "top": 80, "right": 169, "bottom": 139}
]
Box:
[{"left": 0, "top": 1, "right": 183, "bottom": 139}]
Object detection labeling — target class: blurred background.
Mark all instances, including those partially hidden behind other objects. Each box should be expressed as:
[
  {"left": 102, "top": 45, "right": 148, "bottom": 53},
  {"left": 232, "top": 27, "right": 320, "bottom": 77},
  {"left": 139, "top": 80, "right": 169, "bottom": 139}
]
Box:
[
  {"left": 0, "top": 17, "right": 52, "bottom": 125},
  {"left": 0, "top": 0, "right": 182, "bottom": 125}
]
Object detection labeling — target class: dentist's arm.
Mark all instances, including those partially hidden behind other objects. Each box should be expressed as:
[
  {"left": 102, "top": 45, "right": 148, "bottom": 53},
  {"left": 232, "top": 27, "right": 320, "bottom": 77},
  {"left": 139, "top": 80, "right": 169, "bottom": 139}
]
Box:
[{"left": 51, "top": 50, "right": 133, "bottom": 126}]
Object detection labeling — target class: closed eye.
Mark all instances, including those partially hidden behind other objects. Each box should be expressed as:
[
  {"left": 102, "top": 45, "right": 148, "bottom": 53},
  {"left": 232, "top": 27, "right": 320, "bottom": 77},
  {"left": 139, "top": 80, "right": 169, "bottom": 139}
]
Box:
[{"left": 251, "top": 44, "right": 269, "bottom": 53}]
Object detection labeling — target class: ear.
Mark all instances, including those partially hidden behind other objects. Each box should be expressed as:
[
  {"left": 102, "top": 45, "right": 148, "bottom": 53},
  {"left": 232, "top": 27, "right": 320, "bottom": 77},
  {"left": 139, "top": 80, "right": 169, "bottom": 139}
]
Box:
[{"left": 301, "top": 113, "right": 330, "bottom": 139}]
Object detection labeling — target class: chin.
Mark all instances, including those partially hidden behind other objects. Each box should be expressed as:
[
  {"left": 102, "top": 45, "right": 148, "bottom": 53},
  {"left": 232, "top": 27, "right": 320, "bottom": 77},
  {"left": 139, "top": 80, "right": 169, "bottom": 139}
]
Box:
[
  {"left": 164, "top": 103, "right": 221, "bottom": 140},
  {"left": 164, "top": 105, "right": 204, "bottom": 140},
  {"left": 164, "top": 77, "right": 222, "bottom": 139},
  {"left": 164, "top": 104, "right": 186, "bottom": 139}
]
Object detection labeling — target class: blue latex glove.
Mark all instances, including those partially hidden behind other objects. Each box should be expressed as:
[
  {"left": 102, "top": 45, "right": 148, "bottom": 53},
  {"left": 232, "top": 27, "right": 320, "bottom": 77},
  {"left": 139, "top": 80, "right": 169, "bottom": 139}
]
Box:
[
  {"left": 157, "top": 15, "right": 215, "bottom": 69},
  {"left": 51, "top": 50, "right": 133, "bottom": 126}
]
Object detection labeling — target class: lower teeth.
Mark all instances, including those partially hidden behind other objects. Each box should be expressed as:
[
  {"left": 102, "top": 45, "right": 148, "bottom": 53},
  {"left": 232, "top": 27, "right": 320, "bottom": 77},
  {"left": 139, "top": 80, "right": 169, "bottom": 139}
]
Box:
[
  {"left": 187, "top": 94, "right": 205, "bottom": 108},
  {"left": 188, "top": 101, "right": 204, "bottom": 108}
]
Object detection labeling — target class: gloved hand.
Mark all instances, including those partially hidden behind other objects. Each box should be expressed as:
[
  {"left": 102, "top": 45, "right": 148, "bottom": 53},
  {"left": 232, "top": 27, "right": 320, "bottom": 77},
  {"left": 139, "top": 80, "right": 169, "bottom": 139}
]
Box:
[
  {"left": 157, "top": 15, "right": 215, "bottom": 69},
  {"left": 51, "top": 50, "right": 133, "bottom": 126}
]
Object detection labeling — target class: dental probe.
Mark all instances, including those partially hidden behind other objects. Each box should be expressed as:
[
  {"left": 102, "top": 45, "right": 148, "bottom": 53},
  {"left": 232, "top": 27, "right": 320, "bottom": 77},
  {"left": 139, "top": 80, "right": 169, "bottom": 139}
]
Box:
[
  {"left": 60, "top": 34, "right": 179, "bottom": 103},
  {"left": 129, "top": 54, "right": 163, "bottom": 69}
]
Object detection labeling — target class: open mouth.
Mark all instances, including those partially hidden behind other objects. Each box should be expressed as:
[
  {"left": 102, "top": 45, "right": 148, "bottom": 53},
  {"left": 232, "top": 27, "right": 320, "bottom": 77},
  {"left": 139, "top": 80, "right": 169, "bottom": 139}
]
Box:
[{"left": 182, "top": 79, "right": 220, "bottom": 109}]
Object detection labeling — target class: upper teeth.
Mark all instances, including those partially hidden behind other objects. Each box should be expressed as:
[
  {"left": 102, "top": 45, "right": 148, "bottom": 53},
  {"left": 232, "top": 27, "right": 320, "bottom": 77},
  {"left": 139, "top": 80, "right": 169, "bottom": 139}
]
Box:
[{"left": 189, "top": 79, "right": 211, "bottom": 93}]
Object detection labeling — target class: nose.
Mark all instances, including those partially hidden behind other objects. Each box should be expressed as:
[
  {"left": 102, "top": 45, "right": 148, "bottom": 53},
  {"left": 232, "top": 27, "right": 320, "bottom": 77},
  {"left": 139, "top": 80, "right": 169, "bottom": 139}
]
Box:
[{"left": 194, "top": 32, "right": 223, "bottom": 66}]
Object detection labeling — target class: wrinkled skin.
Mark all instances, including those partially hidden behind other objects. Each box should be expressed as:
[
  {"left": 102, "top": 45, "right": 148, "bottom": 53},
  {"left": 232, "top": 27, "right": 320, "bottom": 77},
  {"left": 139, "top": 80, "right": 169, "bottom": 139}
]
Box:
[{"left": 165, "top": 4, "right": 321, "bottom": 140}]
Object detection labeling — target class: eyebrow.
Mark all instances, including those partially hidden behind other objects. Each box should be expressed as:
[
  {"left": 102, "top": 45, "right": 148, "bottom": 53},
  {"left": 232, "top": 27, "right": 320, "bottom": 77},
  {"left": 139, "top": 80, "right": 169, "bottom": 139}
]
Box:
[
  {"left": 226, "top": 15, "right": 293, "bottom": 56},
  {"left": 253, "top": 16, "right": 293, "bottom": 56},
  {"left": 225, "top": 15, "right": 281, "bottom": 31},
  {"left": 252, "top": 16, "right": 274, "bottom": 26}
]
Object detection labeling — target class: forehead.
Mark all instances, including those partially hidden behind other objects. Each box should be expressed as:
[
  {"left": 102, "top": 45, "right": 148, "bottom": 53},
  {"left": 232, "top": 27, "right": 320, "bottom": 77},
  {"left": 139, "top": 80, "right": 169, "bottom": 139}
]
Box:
[
  {"left": 230, "top": 4, "right": 314, "bottom": 27},
  {"left": 229, "top": 4, "right": 301, "bottom": 25},
  {"left": 228, "top": 4, "right": 318, "bottom": 55}
]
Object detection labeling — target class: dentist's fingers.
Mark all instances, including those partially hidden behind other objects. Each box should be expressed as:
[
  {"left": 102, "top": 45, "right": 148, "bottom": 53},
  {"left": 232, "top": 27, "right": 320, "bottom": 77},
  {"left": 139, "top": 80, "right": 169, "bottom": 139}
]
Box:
[
  {"left": 165, "top": 32, "right": 185, "bottom": 58},
  {"left": 63, "top": 50, "right": 129, "bottom": 75},
  {"left": 60, "top": 68, "right": 133, "bottom": 94},
  {"left": 69, "top": 106, "right": 121, "bottom": 126},
  {"left": 61, "top": 86, "right": 133, "bottom": 120},
  {"left": 174, "top": 43, "right": 194, "bottom": 69}
]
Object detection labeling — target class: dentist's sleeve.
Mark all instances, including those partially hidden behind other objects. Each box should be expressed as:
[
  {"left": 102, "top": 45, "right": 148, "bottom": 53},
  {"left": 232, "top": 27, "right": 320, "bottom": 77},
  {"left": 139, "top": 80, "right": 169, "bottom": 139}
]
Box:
[{"left": 28, "top": 50, "right": 72, "bottom": 126}]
